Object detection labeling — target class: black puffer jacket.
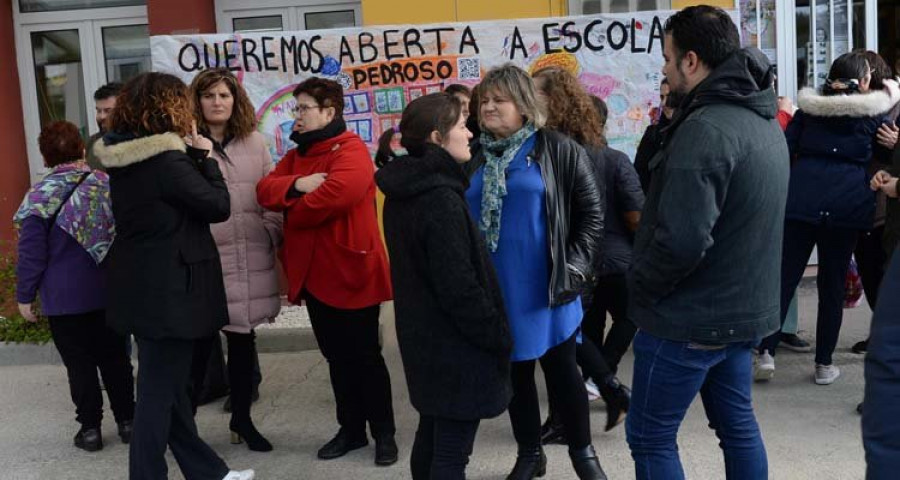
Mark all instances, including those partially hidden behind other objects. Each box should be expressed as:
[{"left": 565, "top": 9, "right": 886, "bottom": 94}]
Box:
[
  {"left": 466, "top": 128, "right": 604, "bottom": 307},
  {"left": 376, "top": 145, "right": 512, "bottom": 421},
  {"left": 96, "top": 132, "right": 231, "bottom": 340}
]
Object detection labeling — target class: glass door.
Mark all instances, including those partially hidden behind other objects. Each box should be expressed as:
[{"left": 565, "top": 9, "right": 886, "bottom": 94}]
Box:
[
  {"left": 16, "top": 16, "right": 149, "bottom": 180},
  {"left": 795, "top": 0, "right": 868, "bottom": 90}
]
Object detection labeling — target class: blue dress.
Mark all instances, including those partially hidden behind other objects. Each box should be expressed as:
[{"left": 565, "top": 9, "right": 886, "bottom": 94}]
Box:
[{"left": 466, "top": 135, "right": 583, "bottom": 362}]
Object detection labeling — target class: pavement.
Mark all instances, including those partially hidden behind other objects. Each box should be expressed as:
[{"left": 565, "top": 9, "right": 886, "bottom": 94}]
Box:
[{"left": 0, "top": 283, "right": 873, "bottom": 480}]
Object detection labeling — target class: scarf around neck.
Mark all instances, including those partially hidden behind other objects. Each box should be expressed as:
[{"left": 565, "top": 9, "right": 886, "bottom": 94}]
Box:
[
  {"left": 478, "top": 123, "right": 538, "bottom": 252},
  {"left": 289, "top": 118, "right": 347, "bottom": 155}
]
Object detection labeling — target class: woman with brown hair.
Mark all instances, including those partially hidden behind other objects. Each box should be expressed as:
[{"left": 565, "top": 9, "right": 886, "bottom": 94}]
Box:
[
  {"left": 95, "top": 72, "right": 253, "bottom": 480},
  {"left": 376, "top": 93, "right": 512, "bottom": 480},
  {"left": 257, "top": 77, "right": 397, "bottom": 466},
  {"left": 189, "top": 68, "right": 282, "bottom": 452},
  {"left": 532, "top": 67, "right": 639, "bottom": 439}
]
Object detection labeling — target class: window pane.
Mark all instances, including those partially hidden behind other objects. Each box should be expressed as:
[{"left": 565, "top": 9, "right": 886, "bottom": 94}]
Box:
[
  {"left": 234, "top": 16, "right": 284, "bottom": 33},
  {"left": 102, "top": 25, "right": 151, "bottom": 84},
  {"left": 31, "top": 30, "right": 88, "bottom": 137},
  {"left": 304, "top": 10, "right": 355, "bottom": 30},
  {"left": 579, "top": 0, "right": 670, "bottom": 14},
  {"left": 20, "top": 0, "right": 145, "bottom": 13}
]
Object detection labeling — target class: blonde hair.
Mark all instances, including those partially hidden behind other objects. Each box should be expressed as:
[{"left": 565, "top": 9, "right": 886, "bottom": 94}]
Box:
[{"left": 479, "top": 64, "right": 546, "bottom": 130}]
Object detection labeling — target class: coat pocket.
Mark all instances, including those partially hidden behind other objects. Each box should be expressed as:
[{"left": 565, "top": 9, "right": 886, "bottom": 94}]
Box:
[{"left": 331, "top": 240, "right": 379, "bottom": 291}]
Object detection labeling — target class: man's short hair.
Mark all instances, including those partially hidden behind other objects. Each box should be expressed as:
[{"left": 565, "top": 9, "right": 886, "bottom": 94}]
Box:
[
  {"left": 93, "top": 82, "right": 123, "bottom": 101},
  {"left": 664, "top": 6, "right": 740, "bottom": 70}
]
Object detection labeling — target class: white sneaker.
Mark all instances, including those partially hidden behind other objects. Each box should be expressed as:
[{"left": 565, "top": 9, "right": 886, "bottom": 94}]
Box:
[
  {"left": 222, "top": 470, "right": 255, "bottom": 480},
  {"left": 815, "top": 364, "right": 840, "bottom": 385},
  {"left": 585, "top": 379, "right": 601, "bottom": 402},
  {"left": 753, "top": 351, "right": 775, "bottom": 382}
]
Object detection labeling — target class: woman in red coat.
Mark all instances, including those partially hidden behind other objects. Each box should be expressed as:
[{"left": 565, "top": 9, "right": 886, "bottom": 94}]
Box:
[{"left": 256, "top": 77, "right": 396, "bottom": 466}]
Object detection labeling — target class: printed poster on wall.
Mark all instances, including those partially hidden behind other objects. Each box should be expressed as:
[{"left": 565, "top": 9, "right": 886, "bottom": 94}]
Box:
[{"left": 151, "top": 10, "right": 737, "bottom": 161}]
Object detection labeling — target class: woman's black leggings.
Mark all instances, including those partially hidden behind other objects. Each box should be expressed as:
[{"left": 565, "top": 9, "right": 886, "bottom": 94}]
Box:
[{"left": 509, "top": 334, "right": 591, "bottom": 450}]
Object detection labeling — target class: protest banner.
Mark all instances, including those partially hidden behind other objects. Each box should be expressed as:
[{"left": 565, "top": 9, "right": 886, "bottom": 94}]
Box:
[{"left": 151, "top": 10, "right": 738, "bottom": 161}]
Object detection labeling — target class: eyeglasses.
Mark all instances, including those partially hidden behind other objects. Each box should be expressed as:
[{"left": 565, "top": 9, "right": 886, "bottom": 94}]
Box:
[{"left": 292, "top": 104, "right": 321, "bottom": 114}]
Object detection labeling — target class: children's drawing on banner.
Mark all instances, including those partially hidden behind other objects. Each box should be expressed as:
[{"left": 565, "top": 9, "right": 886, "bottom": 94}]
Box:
[{"left": 151, "top": 10, "right": 738, "bottom": 161}]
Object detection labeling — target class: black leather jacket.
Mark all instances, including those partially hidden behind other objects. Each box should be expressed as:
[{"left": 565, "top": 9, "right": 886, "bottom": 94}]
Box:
[{"left": 467, "top": 128, "right": 604, "bottom": 306}]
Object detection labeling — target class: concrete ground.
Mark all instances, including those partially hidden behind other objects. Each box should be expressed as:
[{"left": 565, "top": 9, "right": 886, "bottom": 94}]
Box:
[{"left": 0, "top": 283, "right": 873, "bottom": 479}]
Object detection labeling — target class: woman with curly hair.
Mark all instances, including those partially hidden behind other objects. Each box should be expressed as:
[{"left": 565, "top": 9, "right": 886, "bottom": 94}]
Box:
[
  {"left": 94, "top": 72, "right": 254, "bottom": 480},
  {"left": 15, "top": 121, "right": 134, "bottom": 453},
  {"left": 532, "top": 67, "right": 640, "bottom": 439},
  {"left": 189, "top": 68, "right": 282, "bottom": 452}
]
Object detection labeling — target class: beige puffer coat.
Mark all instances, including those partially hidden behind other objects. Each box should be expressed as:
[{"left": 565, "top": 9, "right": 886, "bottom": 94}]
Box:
[{"left": 208, "top": 131, "right": 283, "bottom": 333}]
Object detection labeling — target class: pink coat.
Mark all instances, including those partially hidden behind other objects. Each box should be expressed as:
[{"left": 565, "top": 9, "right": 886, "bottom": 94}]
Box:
[{"left": 208, "top": 132, "right": 283, "bottom": 334}]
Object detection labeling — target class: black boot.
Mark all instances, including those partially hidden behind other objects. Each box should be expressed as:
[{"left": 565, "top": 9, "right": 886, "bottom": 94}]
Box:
[
  {"left": 117, "top": 420, "right": 133, "bottom": 444},
  {"left": 230, "top": 418, "right": 273, "bottom": 452},
  {"left": 374, "top": 435, "right": 399, "bottom": 466},
  {"left": 317, "top": 429, "right": 368, "bottom": 460},
  {"left": 598, "top": 375, "right": 630, "bottom": 432},
  {"left": 506, "top": 446, "right": 547, "bottom": 480},
  {"left": 569, "top": 445, "right": 607, "bottom": 480},
  {"left": 540, "top": 411, "right": 567, "bottom": 445},
  {"left": 226, "top": 331, "right": 272, "bottom": 452},
  {"left": 74, "top": 427, "right": 103, "bottom": 452}
]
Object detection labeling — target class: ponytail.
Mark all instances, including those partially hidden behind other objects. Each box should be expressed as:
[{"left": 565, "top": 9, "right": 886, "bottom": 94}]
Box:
[{"left": 375, "top": 126, "right": 398, "bottom": 168}]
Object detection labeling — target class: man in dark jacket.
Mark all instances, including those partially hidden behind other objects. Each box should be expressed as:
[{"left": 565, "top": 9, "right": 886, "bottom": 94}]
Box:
[
  {"left": 625, "top": 6, "right": 788, "bottom": 479},
  {"left": 862, "top": 242, "right": 900, "bottom": 479}
]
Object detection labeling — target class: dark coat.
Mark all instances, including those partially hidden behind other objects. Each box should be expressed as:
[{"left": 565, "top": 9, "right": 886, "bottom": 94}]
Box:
[
  {"left": 785, "top": 84, "right": 899, "bottom": 230},
  {"left": 95, "top": 132, "right": 231, "bottom": 340},
  {"left": 633, "top": 116, "right": 670, "bottom": 193},
  {"left": 629, "top": 48, "right": 789, "bottom": 344},
  {"left": 863, "top": 246, "right": 900, "bottom": 478},
  {"left": 376, "top": 145, "right": 512, "bottom": 421},
  {"left": 466, "top": 129, "right": 604, "bottom": 307}
]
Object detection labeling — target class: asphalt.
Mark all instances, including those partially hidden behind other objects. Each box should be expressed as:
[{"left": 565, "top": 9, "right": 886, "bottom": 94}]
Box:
[{"left": 0, "top": 284, "right": 873, "bottom": 479}]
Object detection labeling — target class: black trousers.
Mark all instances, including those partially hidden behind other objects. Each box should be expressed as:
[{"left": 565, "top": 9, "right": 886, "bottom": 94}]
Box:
[
  {"left": 582, "top": 274, "right": 637, "bottom": 374},
  {"left": 48, "top": 310, "right": 134, "bottom": 429},
  {"left": 760, "top": 220, "right": 858, "bottom": 365},
  {"left": 510, "top": 334, "right": 591, "bottom": 450},
  {"left": 130, "top": 337, "right": 229, "bottom": 480},
  {"left": 410, "top": 415, "right": 480, "bottom": 480},
  {"left": 856, "top": 225, "right": 887, "bottom": 309},
  {"left": 224, "top": 331, "right": 258, "bottom": 425},
  {"left": 306, "top": 292, "right": 396, "bottom": 439}
]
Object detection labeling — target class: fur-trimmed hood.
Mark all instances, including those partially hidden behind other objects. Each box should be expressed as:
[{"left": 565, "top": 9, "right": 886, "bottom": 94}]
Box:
[
  {"left": 798, "top": 80, "right": 900, "bottom": 118},
  {"left": 94, "top": 132, "right": 187, "bottom": 169}
]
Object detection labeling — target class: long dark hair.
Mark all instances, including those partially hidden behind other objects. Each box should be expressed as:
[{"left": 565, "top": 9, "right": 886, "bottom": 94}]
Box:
[{"left": 375, "top": 93, "right": 462, "bottom": 168}]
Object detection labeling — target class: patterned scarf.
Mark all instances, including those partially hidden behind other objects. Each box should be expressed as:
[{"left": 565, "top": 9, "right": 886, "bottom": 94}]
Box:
[
  {"left": 478, "top": 123, "right": 538, "bottom": 252},
  {"left": 13, "top": 162, "right": 115, "bottom": 264}
]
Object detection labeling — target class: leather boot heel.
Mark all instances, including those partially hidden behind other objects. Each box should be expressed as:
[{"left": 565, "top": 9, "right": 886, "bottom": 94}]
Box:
[
  {"left": 506, "top": 446, "right": 547, "bottom": 480},
  {"left": 230, "top": 431, "right": 243, "bottom": 445},
  {"left": 569, "top": 445, "right": 608, "bottom": 480}
]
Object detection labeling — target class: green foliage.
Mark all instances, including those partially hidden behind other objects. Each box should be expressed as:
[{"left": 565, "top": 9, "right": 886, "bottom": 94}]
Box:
[{"left": 0, "top": 247, "right": 52, "bottom": 344}]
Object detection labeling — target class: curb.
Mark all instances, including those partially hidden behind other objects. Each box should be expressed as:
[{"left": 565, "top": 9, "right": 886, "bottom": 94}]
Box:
[{"left": 0, "top": 326, "right": 321, "bottom": 367}]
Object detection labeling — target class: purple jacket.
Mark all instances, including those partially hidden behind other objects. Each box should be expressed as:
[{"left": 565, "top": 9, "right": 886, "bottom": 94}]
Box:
[{"left": 16, "top": 215, "right": 107, "bottom": 316}]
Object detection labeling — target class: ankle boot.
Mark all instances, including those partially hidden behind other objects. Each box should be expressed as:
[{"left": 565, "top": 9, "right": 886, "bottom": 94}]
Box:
[
  {"left": 226, "top": 332, "right": 271, "bottom": 452},
  {"left": 598, "top": 375, "right": 630, "bottom": 432},
  {"left": 506, "top": 446, "right": 547, "bottom": 480},
  {"left": 569, "top": 445, "right": 608, "bottom": 480},
  {"left": 230, "top": 417, "right": 273, "bottom": 452}
]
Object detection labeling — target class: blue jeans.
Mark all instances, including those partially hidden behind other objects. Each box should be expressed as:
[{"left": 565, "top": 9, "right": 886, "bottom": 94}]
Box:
[{"left": 626, "top": 331, "right": 767, "bottom": 480}]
